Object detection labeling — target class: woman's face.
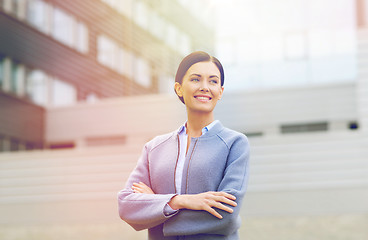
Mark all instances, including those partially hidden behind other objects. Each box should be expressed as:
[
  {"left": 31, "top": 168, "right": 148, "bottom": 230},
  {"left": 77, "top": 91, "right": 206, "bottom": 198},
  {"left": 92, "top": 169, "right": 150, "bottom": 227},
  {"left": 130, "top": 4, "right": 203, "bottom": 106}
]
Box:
[{"left": 175, "top": 61, "right": 224, "bottom": 114}]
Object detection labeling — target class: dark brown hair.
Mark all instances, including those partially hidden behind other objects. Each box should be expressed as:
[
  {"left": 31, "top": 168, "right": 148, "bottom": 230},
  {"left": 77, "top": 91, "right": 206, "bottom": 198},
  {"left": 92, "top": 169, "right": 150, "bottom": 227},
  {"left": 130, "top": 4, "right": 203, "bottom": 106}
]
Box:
[{"left": 174, "top": 51, "right": 224, "bottom": 104}]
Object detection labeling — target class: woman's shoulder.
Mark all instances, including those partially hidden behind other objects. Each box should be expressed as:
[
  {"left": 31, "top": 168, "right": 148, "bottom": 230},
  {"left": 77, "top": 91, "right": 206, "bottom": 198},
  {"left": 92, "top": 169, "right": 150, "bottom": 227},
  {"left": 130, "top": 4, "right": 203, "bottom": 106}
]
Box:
[
  {"left": 145, "top": 130, "right": 177, "bottom": 151},
  {"left": 217, "top": 125, "right": 249, "bottom": 147}
]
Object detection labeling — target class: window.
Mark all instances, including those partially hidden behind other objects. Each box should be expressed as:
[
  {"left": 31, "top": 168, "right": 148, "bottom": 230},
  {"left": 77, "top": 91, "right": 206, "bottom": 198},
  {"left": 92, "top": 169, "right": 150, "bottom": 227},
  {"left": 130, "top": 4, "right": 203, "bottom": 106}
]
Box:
[
  {"left": 285, "top": 32, "right": 307, "bottom": 60},
  {"left": 134, "top": 1, "right": 149, "bottom": 29},
  {"left": 178, "top": 32, "right": 191, "bottom": 55},
  {"left": 123, "top": 50, "right": 134, "bottom": 79},
  {"left": 51, "top": 78, "right": 77, "bottom": 106},
  {"left": 6, "top": 0, "right": 26, "bottom": 19},
  {"left": 27, "top": 0, "right": 49, "bottom": 33},
  {"left": 0, "top": 56, "right": 4, "bottom": 88},
  {"left": 53, "top": 7, "right": 74, "bottom": 47},
  {"left": 117, "top": 0, "right": 133, "bottom": 19},
  {"left": 260, "top": 36, "right": 283, "bottom": 61},
  {"left": 281, "top": 122, "right": 328, "bottom": 134},
  {"left": 116, "top": 48, "right": 125, "bottom": 75},
  {"left": 2, "top": 0, "right": 21, "bottom": 15},
  {"left": 75, "top": 22, "right": 89, "bottom": 53},
  {"left": 26, "top": 69, "right": 48, "bottom": 106},
  {"left": 97, "top": 35, "right": 117, "bottom": 69},
  {"left": 97, "top": 35, "right": 132, "bottom": 77},
  {"left": 309, "top": 30, "right": 333, "bottom": 58},
  {"left": 165, "top": 23, "right": 178, "bottom": 49},
  {"left": 149, "top": 11, "right": 164, "bottom": 39},
  {"left": 10, "top": 61, "right": 18, "bottom": 93},
  {"left": 134, "top": 56, "right": 151, "bottom": 87}
]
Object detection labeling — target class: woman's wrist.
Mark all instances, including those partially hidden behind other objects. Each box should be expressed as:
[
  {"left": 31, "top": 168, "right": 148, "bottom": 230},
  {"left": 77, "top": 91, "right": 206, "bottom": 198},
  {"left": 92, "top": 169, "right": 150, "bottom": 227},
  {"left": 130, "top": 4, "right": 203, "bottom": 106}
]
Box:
[{"left": 168, "top": 195, "right": 183, "bottom": 210}]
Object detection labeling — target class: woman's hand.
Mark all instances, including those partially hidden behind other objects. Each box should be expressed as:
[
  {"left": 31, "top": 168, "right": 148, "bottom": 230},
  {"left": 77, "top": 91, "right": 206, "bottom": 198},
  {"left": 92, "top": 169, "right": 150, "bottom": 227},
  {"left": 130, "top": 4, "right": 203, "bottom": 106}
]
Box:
[
  {"left": 168, "top": 191, "right": 237, "bottom": 219},
  {"left": 132, "top": 182, "right": 155, "bottom": 194}
]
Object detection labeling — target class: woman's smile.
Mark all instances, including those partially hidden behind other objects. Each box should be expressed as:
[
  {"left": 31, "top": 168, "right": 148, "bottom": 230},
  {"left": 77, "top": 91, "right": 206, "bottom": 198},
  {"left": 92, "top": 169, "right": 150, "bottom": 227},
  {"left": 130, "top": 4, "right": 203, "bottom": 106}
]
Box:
[{"left": 194, "top": 95, "right": 212, "bottom": 103}]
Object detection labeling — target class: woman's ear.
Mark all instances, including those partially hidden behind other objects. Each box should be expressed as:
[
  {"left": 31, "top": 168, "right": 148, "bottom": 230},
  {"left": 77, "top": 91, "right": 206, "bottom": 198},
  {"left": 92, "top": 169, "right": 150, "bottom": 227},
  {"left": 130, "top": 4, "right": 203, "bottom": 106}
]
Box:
[
  {"left": 174, "top": 82, "right": 183, "bottom": 97},
  {"left": 218, "top": 86, "right": 224, "bottom": 100}
]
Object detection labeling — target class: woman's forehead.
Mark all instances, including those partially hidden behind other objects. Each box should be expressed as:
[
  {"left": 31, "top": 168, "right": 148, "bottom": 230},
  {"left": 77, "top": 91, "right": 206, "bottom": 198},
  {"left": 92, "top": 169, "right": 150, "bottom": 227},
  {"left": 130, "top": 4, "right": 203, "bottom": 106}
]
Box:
[{"left": 186, "top": 61, "right": 221, "bottom": 77}]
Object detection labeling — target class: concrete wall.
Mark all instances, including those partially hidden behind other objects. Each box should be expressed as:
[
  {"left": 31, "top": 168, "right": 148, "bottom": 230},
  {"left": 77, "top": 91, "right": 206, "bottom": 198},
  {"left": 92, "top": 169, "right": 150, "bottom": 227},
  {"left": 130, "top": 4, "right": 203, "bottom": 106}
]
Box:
[{"left": 45, "top": 82, "right": 358, "bottom": 148}]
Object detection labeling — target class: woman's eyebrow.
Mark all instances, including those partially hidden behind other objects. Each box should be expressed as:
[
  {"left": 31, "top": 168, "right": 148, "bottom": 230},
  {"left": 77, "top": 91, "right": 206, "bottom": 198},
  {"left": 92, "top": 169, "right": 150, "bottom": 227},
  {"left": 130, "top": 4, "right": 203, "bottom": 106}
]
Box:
[
  {"left": 189, "top": 74, "right": 219, "bottom": 79},
  {"left": 209, "top": 75, "right": 219, "bottom": 79}
]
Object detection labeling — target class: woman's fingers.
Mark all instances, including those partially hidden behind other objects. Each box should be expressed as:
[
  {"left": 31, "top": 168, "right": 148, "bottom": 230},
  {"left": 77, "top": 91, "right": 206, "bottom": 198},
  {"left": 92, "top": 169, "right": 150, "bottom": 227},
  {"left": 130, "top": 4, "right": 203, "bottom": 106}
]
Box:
[
  {"left": 212, "top": 191, "right": 237, "bottom": 201},
  {"left": 214, "top": 195, "right": 237, "bottom": 207},
  {"left": 174, "top": 191, "right": 237, "bottom": 219},
  {"left": 132, "top": 182, "right": 154, "bottom": 194},
  {"left": 204, "top": 205, "right": 223, "bottom": 219},
  {"left": 211, "top": 200, "right": 234, "bottom": 214}
]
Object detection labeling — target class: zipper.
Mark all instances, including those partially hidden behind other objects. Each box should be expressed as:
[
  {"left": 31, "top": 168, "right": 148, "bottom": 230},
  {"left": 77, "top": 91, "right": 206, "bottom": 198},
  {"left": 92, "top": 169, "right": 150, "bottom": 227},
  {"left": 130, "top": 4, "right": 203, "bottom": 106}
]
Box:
[
  {"left": 174, "top": 134, "right": 180, "bottom": 193},
  {"left": 185, "top": 138, "right": 198, "bottom": 193}
]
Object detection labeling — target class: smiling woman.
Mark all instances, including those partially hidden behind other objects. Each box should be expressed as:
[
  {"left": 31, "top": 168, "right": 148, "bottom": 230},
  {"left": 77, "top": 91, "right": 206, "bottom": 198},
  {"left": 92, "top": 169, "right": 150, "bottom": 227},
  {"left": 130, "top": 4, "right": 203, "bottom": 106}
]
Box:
[{"left": 117, "top": 51, "right": 250, "bottom": 240}]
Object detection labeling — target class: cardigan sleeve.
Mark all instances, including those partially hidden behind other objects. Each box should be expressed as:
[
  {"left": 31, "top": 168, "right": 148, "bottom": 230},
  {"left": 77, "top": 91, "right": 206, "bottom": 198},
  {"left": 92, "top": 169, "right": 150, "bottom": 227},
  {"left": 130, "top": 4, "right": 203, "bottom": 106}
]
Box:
[
  {"left": 163, "top": 135, "right": 250, "bottom": 236},
  {"left": 117, "top": 144, "right": 177, "bottom": 231}
]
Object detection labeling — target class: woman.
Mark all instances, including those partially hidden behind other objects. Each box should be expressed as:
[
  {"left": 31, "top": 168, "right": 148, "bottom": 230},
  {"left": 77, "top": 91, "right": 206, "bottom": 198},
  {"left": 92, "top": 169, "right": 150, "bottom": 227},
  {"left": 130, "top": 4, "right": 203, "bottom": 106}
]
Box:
[{"left": 118, "top": 51, "right": 250, "bottom": 239}]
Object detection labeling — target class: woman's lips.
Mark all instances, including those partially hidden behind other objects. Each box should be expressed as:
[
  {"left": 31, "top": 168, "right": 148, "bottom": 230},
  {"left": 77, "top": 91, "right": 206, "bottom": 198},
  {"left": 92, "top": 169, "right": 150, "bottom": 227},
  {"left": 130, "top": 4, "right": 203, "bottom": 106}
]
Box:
[{"left": 194, "top": 95, "right": 212, "bottom": 102}]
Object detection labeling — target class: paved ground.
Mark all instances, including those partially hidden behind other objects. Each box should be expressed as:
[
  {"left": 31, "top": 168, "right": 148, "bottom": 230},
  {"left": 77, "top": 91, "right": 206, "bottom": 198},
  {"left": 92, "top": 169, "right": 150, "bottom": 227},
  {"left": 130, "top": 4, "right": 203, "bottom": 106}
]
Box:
[{"left": 1, "top": 214, "right": 367, "bottom": 240}]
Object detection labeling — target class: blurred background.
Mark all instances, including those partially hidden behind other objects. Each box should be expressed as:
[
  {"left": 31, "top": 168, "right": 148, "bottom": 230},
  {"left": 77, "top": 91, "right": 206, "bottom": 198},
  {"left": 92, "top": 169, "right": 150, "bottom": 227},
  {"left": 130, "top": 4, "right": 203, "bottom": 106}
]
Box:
[{"left": 0, "top": 0, "right": 368, "bottom": 239}]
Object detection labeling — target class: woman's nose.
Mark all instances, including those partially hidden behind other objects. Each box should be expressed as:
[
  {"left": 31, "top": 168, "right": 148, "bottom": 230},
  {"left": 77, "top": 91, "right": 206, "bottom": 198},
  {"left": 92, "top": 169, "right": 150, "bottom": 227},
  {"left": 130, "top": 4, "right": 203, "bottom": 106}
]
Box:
[{"left": 199, "top": 82, "right": 209, "bottom": 92}]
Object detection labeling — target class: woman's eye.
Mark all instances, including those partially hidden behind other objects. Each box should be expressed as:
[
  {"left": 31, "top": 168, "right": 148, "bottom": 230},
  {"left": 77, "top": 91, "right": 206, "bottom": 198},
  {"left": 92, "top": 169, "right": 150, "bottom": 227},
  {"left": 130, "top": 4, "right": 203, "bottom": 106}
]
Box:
[
  {"left": 210, "top": 79, "right": 218, "bottom": 84},
  {"left": 191, "top": 78, "right": 199, "bottom": 82}
]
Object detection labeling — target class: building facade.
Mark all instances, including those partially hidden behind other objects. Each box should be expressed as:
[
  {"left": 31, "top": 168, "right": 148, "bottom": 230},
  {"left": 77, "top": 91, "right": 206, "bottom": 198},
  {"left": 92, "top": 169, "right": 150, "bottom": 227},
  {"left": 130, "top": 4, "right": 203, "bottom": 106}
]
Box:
[{"left": 0, "top": 0, "right": 214, "bottom": 151}]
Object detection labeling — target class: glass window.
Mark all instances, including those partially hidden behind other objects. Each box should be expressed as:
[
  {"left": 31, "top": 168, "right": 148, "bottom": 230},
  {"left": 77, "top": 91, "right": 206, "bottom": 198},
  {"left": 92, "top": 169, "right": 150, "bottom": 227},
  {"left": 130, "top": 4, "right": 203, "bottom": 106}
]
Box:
[
  {"left": 285, "top": 32, "right": 306, "bottom": 60},
  {"left": 166, "top": 23, "right": 178, "bottom": 48},
  {"left": 260, "top": 36, "right": 283, "bottom": 61},
  {"left": 26, "top": 69, "right": 48, "bottom": 106},
  {"left": 10, "top": 61, "right": 18, "bottom": 93},
  {"left": 0, "top": 56, "right": 4, "bottom": 88},
  {"left": 134, "top": 1, "right": 148, "bottom": 29},
  {"left": 27, "top": 0, "right": 49, "bottom": 33},
  {"left": 4, "top": 0, "right": 21, "bottom": 15},
  {"left": 116, "top": 0, "right": 133, "bottom": 19},
  {"left": 309, "top": 30, "right": 333, "bottom": 57},
  {"left": 97, "top": 35, "right": 117, "bottom": 69},
  {"left": 76, "top": 22, "right": 89, "bottom": 53},
  {"left": 116, "top": 48, "right": 125, "bottom": 75},
  {"left": 8, "top": 0, "right": 26, "bottom": 19},
  {"left": 53, "top": 8, "right": 74, "bottom": 47},
  {"left": 134, "top": 56, "right": 151, "bottom": 88},
  {"left": 149, "top": 11, "right": 163, "bottom": 39},
  {"left": 178, "top": 32, "right": 191, "bottom": 55},
  {"left": 123, "top": 51, "right": 134, "bottom": 79},
  {"left": 51, "top": 78, "right": 77, "bottom": 106},
  {"left": 217, "top": 40, "right": 237, "bottom": 65}
]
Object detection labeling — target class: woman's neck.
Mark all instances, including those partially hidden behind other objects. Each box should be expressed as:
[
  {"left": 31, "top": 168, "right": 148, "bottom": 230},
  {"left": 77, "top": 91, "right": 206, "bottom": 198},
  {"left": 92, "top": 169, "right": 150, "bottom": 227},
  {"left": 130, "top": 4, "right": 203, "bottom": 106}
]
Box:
[{"left": 186, "top": 111, "right": 214, "bottom": 137}]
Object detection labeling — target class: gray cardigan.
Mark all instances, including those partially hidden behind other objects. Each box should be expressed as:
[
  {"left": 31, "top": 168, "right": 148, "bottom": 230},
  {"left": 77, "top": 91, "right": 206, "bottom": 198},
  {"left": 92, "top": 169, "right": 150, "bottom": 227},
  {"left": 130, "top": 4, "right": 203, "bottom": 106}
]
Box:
[{"left": 117, "top": 121, "right": 250, "bottom": 239}]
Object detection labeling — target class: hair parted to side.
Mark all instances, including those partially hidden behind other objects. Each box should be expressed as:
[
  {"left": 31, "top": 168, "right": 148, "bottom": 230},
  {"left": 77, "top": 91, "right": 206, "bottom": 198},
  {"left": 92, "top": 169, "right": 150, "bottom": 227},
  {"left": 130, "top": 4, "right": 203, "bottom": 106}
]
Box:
[{"left": 174, "top": 51, "right": 224, "bottom": 104}]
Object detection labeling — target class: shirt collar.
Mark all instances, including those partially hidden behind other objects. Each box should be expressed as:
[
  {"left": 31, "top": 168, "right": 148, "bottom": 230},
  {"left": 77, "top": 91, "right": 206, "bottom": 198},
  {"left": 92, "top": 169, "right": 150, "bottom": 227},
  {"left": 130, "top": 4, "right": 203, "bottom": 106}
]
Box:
[{"left": 177, "top": 120, "right": 219, "bottom": 136}]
